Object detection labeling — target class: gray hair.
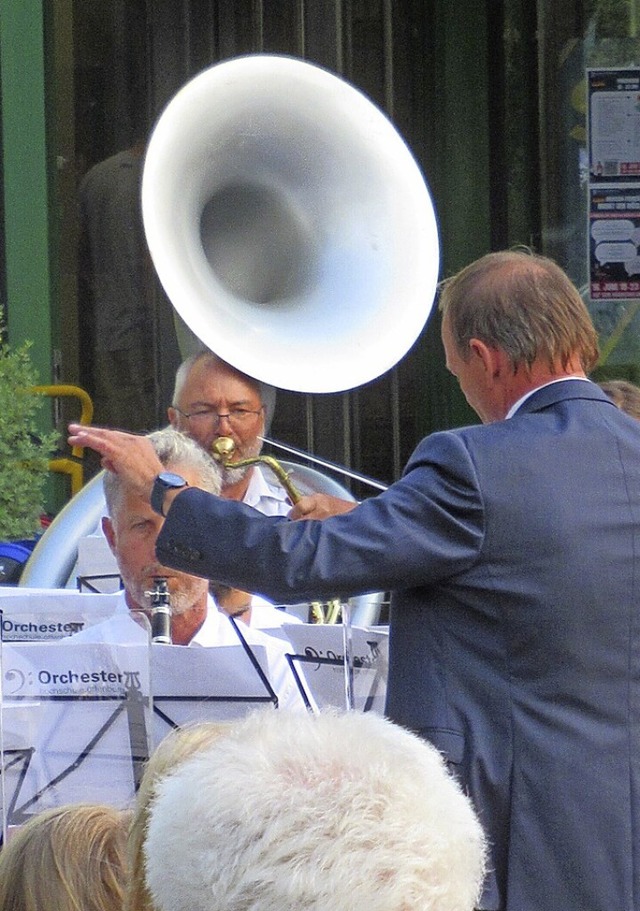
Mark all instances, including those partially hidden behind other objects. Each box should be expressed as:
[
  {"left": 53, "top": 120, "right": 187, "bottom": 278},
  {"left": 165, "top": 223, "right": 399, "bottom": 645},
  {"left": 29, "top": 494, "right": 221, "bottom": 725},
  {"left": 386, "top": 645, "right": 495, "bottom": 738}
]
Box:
[
  {"left": 145, "top": 709, "right": 487, "bottom": 911},
  {"left": 172, "top": 349, "right": 277, "bottom": 434},
  {"left": 103, "top": 426, "right": 221, "bottom": 518}
]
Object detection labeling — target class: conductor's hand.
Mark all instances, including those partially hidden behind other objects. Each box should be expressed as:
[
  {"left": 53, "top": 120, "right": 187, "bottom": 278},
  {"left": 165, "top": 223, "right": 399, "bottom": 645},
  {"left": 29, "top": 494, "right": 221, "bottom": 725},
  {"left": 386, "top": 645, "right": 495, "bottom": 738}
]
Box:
[
  {"left": 68, "top": 423, "right": 162, "bottom": 501},
  {"left": 289, "top": 493, "right": 357, "bottom": 521}
]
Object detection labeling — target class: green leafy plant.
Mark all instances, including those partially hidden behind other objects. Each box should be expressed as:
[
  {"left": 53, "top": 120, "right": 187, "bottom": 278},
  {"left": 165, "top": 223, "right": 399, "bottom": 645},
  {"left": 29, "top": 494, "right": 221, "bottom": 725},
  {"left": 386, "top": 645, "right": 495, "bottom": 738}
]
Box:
[{"left": 0, "top": 316, "right": 58, "bottom": 540}]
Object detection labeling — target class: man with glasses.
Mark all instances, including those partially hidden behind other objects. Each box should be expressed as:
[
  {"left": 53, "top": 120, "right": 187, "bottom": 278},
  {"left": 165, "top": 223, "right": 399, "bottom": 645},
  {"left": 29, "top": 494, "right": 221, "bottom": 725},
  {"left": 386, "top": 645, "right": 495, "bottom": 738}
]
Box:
[
  {"left": 168, "top": 350, "right": 302, "bottom": 628},
  {"left": 168, "top": 351, "right": 287, "bottom": 515}
]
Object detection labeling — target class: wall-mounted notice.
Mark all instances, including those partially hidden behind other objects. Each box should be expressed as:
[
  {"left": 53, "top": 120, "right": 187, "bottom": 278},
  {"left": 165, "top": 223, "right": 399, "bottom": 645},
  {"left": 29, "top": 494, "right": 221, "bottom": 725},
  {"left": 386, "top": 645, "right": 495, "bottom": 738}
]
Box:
[{"left": 588, "top": 68, "right": 640, "bottom": 302}]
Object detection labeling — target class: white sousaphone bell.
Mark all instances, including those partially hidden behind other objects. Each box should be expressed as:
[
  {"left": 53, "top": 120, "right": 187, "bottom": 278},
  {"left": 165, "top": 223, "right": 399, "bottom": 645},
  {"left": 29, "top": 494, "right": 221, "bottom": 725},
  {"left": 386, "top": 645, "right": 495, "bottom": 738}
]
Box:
[{"left": 142, "top": 53, "right": 440, "bottom": 393}]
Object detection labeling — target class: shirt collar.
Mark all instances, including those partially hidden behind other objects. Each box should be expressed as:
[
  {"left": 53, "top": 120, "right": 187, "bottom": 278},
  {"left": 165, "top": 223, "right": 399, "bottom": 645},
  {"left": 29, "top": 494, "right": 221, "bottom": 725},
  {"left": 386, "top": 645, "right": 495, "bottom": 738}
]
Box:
[
  {"left": 506, "top": 376, "right": 592, "bottom": 419},
  {"left": 243, "top": 464, "right": 290, "bottom": 508}
]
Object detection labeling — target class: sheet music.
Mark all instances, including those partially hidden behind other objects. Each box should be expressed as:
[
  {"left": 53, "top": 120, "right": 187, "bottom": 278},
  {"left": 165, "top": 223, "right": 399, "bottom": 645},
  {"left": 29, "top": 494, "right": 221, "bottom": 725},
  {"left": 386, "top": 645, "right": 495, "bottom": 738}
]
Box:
[
  {"left": 0, "top": 588, "right": 123, "bottom": 640},
  {"left": 0, "top": 638, "right": 152, "bottom": 833},
  {"left": 150, "top": 642, "right": 276, "bottom": 744},
  {"left": 0, "top": 626, "right": 284, "bottom": 833},
  {"left": 280, "top": 623, "right": 388, "bottom": 713},
  {"left": 0, "top": 594, "right": 306, "bottom": 836}
]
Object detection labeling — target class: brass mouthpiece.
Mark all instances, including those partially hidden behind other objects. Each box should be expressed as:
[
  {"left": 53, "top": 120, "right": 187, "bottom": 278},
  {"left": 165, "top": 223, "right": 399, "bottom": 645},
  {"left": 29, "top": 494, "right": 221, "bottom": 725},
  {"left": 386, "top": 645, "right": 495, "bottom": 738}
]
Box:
[{"left": 212, "top": 436, "right": 236, "bottom": 462}]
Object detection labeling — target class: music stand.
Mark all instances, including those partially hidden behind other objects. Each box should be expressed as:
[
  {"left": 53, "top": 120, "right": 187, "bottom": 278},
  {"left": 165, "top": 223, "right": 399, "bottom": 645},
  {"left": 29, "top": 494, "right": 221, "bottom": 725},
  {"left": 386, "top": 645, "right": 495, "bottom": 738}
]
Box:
[
  {"left": 69, "top": 610, "right": 282, "bottom": 746},
  {"left": 0, "top": 595, "right": 309, "bottom": 840},
  {"left": 281, "top": 623, "right": 388, "bottom": 713},
  {"left": 0, "top": 629, "right": 152, "bottom": 841},
  {"left": 77, "top": 573, "right": 123, "bottom": 594},
  {"left": 150, "top": 640, "right": 278, "bottom": 745}
]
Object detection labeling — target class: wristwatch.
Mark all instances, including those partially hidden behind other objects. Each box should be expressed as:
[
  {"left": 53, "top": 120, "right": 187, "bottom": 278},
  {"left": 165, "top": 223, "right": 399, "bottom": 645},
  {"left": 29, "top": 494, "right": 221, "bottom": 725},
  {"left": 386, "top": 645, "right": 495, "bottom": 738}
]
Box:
[{"left": 151, "top": 471, "right": 189, "bottom": 517}]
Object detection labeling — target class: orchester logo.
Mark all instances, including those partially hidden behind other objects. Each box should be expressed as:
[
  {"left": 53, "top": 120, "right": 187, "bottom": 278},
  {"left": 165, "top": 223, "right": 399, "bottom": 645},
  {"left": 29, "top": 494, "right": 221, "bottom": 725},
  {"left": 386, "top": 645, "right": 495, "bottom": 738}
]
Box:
[
  {"left": 1, "top": 617, "right": 85, "bottom": 639},
  {"left": 4, "top": 666, "right": 142, "bottom": 698}
]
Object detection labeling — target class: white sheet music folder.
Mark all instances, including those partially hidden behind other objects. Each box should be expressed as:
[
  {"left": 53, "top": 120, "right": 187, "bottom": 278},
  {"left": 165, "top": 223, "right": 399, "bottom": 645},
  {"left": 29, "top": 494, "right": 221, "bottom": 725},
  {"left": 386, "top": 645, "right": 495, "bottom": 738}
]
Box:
[
  {"left": 281, "top": 623, "right": 388, "bottom": 713},
  {"left": 150, "top": 642, "right": 276, "bottom": 742},
  {"left": 0, "top": 588, "right": 123, "bottom": 640},
  {"left": 0, "top": 636, "right": 152, "bottom": 836}
]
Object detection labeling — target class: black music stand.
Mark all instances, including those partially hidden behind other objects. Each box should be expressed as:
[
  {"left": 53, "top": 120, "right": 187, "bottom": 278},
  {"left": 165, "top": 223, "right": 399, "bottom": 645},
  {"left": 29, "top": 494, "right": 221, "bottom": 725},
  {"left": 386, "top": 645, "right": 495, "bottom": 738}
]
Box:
[
  {"left": 77, "top": 573, "right": 123, "bottom": 594},
  {"left": 149, "top": 637, "right": 278, "bottom": 745}
]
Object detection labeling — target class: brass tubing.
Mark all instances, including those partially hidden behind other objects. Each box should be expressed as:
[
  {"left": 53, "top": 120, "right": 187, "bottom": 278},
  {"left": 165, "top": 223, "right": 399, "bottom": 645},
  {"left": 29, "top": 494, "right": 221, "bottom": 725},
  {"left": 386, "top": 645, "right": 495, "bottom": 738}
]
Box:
[
  {"left": 211, "top": 438, "right": 302, "bottom": 504},
  {"left": 211, "top": 436, "right": 339, "bottom": 623}
]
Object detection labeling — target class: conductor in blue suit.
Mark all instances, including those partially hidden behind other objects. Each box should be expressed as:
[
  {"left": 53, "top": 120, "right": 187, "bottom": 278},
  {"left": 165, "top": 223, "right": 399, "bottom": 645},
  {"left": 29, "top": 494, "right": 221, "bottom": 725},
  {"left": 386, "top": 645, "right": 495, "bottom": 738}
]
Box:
[{"left": 70, "top": 249, "right": 640, "bottom": 911}]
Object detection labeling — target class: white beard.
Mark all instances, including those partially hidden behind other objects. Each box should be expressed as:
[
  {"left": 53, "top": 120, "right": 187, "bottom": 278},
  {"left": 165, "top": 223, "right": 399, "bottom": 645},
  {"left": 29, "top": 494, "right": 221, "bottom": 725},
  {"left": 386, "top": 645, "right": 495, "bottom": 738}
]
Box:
[
  {"left": 221, "top": 462, "right": 252, "bottom": 488},
  {"left": 220, "top": 437, "right": 263, "bottom": 490}
]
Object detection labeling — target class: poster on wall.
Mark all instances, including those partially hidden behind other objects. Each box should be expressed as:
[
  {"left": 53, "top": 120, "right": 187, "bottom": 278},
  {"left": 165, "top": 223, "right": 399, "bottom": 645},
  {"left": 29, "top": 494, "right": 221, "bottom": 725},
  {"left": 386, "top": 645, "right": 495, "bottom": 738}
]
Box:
[
  {"left": 588, "top": 68, "right": 640, "bottom": 181},
  {"left": 588, "top": 186, "right": 640, "bottom": 300},
  {"left": 587, "top": 67, "right": 640, "bottom": 363}
]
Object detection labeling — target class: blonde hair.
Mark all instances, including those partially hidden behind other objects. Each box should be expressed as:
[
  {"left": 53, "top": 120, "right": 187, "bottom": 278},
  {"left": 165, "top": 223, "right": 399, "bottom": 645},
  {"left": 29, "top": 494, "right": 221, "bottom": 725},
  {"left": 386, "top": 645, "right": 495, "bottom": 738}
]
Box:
[
  {"left": 125, "top": 722, "right": 233, "bottom": 911},
  {"left": 145, "top": 709, "right": 487, "bottom": 911},
  {"left": 0, "top": 803, "right": 129, "bottom": 911}
]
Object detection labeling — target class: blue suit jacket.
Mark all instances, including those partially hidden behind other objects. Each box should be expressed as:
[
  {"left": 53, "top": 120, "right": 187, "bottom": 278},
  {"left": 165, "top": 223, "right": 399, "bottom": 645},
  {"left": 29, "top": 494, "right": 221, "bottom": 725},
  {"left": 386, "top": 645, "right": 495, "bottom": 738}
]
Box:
[{"left": 157, "top": 380, "right": 640, "bottom": 910}]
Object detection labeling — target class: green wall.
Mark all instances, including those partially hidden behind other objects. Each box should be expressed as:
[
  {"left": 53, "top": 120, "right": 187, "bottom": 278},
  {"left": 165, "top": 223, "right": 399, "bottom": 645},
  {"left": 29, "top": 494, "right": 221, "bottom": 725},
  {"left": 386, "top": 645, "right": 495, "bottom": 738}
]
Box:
[
  {"left": 1, "top": 1, "right": 61, "bottom": 514},
  {"left": 1, "top": 1, "right": 56, "bottom": 382}
]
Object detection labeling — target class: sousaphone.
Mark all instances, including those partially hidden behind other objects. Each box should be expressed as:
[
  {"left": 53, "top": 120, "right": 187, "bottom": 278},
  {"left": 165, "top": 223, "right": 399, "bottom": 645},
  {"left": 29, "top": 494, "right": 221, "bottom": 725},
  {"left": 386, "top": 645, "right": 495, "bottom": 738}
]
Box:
[{"left": 141, "top": 53, "right": 440, "bottom": 393}]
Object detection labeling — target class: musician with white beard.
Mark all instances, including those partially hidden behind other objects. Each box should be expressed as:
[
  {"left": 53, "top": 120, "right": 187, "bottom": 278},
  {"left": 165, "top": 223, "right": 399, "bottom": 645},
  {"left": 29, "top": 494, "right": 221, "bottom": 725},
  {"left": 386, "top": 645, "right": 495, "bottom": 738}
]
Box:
[{"left": 71, "top": 426, "right": 306, "bottom": 712}]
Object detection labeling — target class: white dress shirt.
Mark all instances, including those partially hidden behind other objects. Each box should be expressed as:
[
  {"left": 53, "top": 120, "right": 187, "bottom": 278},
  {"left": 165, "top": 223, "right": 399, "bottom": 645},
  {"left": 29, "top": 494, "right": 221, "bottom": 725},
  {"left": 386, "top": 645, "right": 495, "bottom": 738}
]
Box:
[{"left": 243, "top": 465, "right": 292, "bottom": 516}]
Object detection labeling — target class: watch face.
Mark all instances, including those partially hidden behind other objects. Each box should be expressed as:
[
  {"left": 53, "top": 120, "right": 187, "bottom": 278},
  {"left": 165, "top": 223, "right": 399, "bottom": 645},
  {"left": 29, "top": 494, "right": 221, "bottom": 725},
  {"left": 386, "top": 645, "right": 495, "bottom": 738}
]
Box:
[
  {"left": 152, "top": 472, "right": 188, "bottom": 516},
  {"left": 159, "top": 471, "right": 188, "bottom": 488}
]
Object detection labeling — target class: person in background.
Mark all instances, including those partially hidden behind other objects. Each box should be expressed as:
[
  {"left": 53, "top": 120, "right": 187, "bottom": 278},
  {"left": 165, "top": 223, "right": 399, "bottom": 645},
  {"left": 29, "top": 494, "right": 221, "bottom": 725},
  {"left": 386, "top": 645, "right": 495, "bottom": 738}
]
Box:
[
  {"left": 143, "top": 709, "right": 486, "bottom": 911},
  {"left": 70, "top": 249, "right": 640, "bottom": 910},
  {"left": 126, "top": 721, "right": 233, "bottom": 911},
  {"left": 598, "top": 377, "right": 640, "bottom": 420},
  {"left": 74, "top": 426, "right": 307, "bottom": 711},
  {"left": 169, "top": 350, "right": 302, "bottom": 628},
  {"left": 78, "top": 141, "right": 159, "bottom": 434},
  {"left": 0, "top": 803, "right": 129, "bottom": 911}
]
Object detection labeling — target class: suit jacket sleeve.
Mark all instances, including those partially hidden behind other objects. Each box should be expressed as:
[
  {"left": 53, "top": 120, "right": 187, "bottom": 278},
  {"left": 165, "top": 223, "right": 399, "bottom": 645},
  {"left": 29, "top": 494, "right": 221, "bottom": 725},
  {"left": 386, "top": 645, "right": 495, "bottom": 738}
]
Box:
[{"left": 156, "top": 431, "right": 486, "bottom": 601}]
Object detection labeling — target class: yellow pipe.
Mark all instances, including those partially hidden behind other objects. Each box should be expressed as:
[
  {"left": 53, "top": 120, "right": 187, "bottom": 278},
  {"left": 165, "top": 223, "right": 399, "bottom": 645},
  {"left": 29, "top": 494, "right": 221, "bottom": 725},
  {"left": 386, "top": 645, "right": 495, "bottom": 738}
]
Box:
[{"left": 29, "top": 384, "right": 94, "bottom": 495}]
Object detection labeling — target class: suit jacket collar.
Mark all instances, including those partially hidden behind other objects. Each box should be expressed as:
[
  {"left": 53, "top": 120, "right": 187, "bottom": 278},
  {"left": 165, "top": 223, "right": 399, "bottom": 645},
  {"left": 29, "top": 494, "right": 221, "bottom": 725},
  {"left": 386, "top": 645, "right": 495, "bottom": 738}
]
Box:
[{"left": 513, "top": 378, "right": 612, "bottom": 416}]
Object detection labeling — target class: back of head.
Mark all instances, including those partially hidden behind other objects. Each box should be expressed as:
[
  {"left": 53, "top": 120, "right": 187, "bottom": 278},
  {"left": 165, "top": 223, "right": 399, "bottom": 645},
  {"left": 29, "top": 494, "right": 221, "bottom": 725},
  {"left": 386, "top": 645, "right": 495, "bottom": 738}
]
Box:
[
  {"left": 145, "top": 710, "right": 486, "bottom": 911},
  {"left": 0, "top": 803, "right": 128, "bottom": 911},
  {"left": 439, "top": 249, "right": 599, "bottom": 373}
]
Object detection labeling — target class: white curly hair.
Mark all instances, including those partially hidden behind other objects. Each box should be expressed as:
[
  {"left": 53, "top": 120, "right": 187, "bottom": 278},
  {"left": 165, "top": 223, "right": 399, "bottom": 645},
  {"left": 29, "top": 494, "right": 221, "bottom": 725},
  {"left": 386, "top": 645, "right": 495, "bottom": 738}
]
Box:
[{"left": 144, "top": 709, "right": 486, "bottom": 911}]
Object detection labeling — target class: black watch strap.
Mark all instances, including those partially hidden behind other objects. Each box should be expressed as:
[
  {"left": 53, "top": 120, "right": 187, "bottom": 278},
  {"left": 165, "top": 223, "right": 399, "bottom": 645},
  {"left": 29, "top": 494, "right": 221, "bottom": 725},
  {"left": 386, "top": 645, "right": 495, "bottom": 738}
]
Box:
[{"left": 151, "top": 472, "right": 188, "bottom": 517}]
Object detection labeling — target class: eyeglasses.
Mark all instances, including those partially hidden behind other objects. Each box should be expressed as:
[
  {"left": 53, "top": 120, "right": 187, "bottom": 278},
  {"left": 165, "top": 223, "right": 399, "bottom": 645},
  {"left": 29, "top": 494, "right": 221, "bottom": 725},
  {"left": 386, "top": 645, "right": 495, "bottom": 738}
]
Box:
[{"left": 174, "top": 406, "right": 264, "bottom": 427}]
